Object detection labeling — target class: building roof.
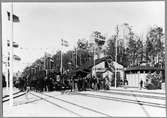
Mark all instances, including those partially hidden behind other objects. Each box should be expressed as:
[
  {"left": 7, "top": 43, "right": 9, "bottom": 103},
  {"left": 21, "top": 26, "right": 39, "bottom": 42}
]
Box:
[
  {"left": 113, "top": 62, "right": 124, "bottom": 69},
  {"left": 71, "top": 56, "right": 113, "bottom": 77},
  {"left": 125, "top": 66, "right": 164, "bottom": 72},
  {"left": 70, "top": 55, "right": 125, "bottom": 77}
]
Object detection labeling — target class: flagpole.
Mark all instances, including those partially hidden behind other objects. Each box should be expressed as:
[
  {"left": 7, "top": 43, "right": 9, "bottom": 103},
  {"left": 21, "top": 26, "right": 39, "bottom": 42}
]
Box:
[
  {"left": 115, "top": 25, "right": 119, "bottom": 88},
  {"left": 6, "top": 51, "right": 9, "bottom": 90},
  {"left": 93, "top": 46, "right": 96, "bottom": 77},
  {"left": 76, "top": 47, "right": 77, "bottom": 68},
  {"left": 5, "top": 61, "right": 8, "bottom": 90},
  {"left": 60, "top": 39, "right": 63, "bottom": 74},
  {"left": 9, "top": 1, "right": 14, "bottom": 107},
  {"left": 80, "top": 53, "right": 81, "bottom": 66},
  {"left": 44, "top": 52, "right": 47, "bottom": 81},
  {"left": 61, "top": 39, "right": 64, "bottom": 84}
]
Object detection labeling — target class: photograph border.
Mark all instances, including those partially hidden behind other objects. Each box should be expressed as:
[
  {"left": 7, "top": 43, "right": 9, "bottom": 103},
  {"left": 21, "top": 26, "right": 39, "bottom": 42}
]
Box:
[{"left": 0, "top": 0, "right": 166, "bottom": 118}]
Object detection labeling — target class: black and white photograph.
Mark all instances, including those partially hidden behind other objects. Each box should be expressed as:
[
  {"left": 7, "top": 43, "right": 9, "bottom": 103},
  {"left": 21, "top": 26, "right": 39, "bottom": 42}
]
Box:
[{"left": 1, "top": 1, "right": 166, "bottom": 117}]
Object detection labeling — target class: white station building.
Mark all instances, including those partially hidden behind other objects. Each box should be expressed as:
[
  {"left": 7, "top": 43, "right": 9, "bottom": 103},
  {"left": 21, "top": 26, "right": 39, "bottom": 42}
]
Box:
[{"left": 92, "top": 59, "right": 124, "bottom": 82}]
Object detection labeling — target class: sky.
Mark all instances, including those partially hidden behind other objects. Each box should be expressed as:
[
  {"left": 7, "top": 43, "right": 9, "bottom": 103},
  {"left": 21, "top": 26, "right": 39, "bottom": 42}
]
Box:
[{"left": 2, "top": 1, "right": 165, "bottom": 73}]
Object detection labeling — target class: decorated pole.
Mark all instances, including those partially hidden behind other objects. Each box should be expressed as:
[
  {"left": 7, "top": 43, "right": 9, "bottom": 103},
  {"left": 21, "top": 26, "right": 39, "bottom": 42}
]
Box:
[
  {"left": 9, "top": 2, "right": 14, "bottom": 106},
  {"left": 60, "top": 39, "right": 69, "bottom": 74},
  {"left": 7, "top": 4, "right": 20, "bottom": 106}
]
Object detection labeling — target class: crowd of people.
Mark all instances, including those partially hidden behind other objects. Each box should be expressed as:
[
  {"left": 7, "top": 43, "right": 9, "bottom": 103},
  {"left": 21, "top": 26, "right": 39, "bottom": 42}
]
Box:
[
  {"left": 14, "top": 72, "right": 128, "bottom": 93},
  {"left": 69, "top": 76, "right": 112, "bottom": 92}
]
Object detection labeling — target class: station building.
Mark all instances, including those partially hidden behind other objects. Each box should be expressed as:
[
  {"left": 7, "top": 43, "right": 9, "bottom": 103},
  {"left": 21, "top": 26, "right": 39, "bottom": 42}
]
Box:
[{"left": 125, "top": 65, "right": 165, "bottom": 88}]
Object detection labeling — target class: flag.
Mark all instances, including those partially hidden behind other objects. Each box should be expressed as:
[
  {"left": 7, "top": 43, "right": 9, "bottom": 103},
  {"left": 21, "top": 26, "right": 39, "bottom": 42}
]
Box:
[
  {"left": 13, "top": 54, "right": 21, "bottom": 61},
  {"left": 7, "top": 11, "right": 20, "bottom": 22},
  {"left": 45, "top": 52, "right": 52, "bottom": 57},
  {"left": 72, "top": 48, "right": 77, "bottom": 55},
  {"left": 7, "top": 40, "right": 19, "bottom": 48},
  {"left": 49, "top": 58, "right": 54, "bottom": 62},
  {"left": 61, "top": 39, "right": 69, "bottom": 47},
  {"left": 77, "top": 39, "right": 88, "bottom": 49},
  {"left": 92, "top": 31, "right": 105, "bottom": 46}
]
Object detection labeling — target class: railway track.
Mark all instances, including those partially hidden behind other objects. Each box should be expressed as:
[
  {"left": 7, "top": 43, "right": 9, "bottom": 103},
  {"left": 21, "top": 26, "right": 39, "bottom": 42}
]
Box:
[
  {"left": 3, "top": 90, "right": 22, "bottom": 99},
  {"left": 3, "top": 91, "right": 26, "bottom": 103},
  {"left": 30, "top": 92, "right": 112, "bottom": 117},
  {"left": 71, "top": 92, "right": 166, "bottom": 108},
  {"left": 91, "top": 90, "right": 165, "bottom": 100},
  {"left": 108, "top": 88, "right": 165, "bottom": 95}
]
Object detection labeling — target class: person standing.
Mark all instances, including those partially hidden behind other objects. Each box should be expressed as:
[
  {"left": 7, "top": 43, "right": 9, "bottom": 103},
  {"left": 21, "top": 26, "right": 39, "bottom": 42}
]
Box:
[
  {"left": 124, "top": 79, "right": 128, "bottom": 89},
  {"left": 140, "top": 80, "right": 143, "bottom": 90},
  {"left": 94, "top": 77, "right": 98, "bottom": 90},
  {"left": 70, "top": 77, "right": 73, "bottom": 92},
  {"left": 25, "top": 85, "right": 30, "bottom": 101}
]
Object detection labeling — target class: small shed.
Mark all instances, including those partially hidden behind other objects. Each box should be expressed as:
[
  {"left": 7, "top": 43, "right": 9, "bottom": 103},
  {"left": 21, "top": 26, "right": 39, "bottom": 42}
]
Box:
[{"left": 125, "top": 66, "right": 165, "bottom": 88}]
